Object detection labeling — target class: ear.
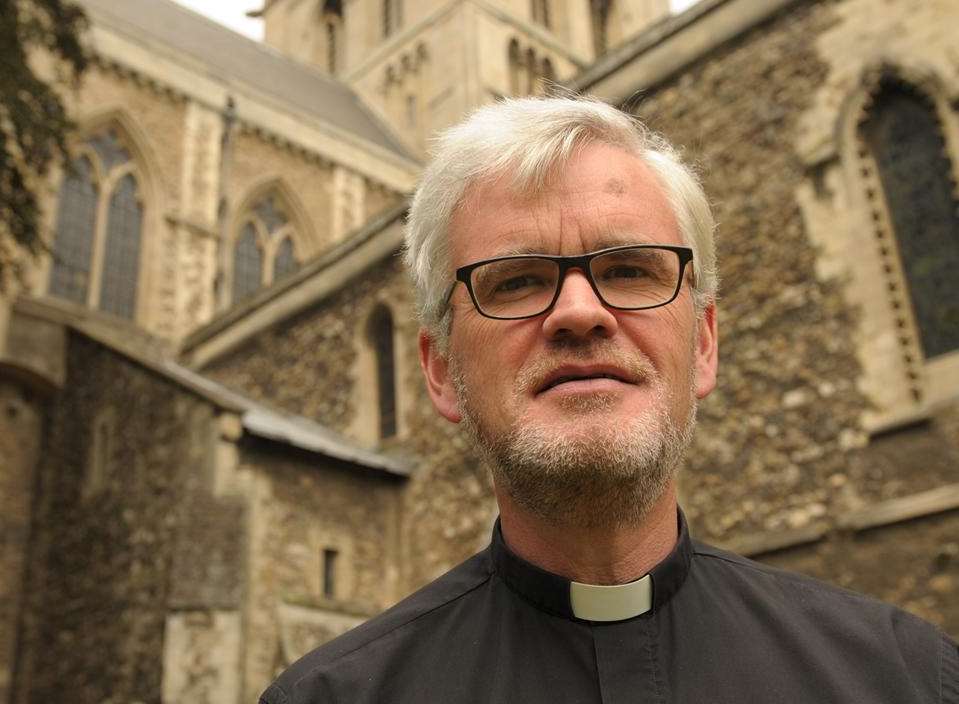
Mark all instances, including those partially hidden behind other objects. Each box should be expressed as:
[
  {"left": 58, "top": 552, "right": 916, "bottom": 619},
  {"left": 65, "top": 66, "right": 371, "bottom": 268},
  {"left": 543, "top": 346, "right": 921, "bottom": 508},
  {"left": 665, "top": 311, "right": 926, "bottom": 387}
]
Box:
[
  {"left": 418, "top": 328, "right": 463, "bottom": 423},
  {"left": 694, "top": 302, "right": 718, "bottom": 400}
]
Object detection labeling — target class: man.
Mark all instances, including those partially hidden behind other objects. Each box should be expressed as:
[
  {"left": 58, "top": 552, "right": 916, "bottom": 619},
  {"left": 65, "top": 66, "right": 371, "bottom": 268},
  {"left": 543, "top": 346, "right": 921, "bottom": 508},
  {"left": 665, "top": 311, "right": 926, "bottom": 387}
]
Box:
[{"left": 261, "top": 97, "right": 958, "bottom": 703}]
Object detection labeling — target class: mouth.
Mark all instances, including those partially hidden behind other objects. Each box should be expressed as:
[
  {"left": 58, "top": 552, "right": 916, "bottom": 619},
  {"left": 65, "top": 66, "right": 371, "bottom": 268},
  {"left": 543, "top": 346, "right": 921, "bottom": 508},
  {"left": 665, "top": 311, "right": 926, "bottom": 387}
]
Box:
[{"left": 537, "top": 366, "right": 636, "bottom": 394}]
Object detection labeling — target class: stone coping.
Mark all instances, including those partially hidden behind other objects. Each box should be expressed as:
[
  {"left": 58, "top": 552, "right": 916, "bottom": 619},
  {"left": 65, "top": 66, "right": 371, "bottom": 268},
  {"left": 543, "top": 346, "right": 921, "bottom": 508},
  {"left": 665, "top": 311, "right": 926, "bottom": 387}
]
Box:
[
  {"left": 723, "top": 482, "right": 959, "bottom": 558},
  {"left": 569, "top": 0, "right": 804, "bottom": 102}
]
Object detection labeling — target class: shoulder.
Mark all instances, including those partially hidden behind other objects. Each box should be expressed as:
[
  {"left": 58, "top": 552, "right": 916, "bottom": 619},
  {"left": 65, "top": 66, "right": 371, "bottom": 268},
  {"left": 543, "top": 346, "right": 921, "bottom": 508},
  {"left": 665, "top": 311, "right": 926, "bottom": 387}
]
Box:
[
  {"left": 261, "top": 549, "right": 493, "bottom": 704},
  {"left": 690, "top": 540, "right": 920, "bottom": 622},
  {"left": 690, "top": 540, "right": 955, "bottom": 662}
]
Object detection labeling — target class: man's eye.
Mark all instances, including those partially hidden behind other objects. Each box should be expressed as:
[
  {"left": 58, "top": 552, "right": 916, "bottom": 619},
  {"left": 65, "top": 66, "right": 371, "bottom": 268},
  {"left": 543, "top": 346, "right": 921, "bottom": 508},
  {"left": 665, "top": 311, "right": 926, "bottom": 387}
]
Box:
[
  {"left": 602, "top": 265, "right": 649, "bottom": 279},
  {"left": 494, "top": 275, "right": 543, "bottom": 292}
]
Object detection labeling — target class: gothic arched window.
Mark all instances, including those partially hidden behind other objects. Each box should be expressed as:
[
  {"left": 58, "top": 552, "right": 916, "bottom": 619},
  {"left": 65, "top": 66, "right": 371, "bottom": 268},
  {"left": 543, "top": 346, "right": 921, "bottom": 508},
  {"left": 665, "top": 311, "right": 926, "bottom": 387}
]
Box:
[
  {"left": 591, "top": 0, "right": 612, "bottom": 56},
  {"left": 49, "top": 157, "right": 98, "bottom": 304},
  {"left": 83, "top": 407, "right": 116, "bottom": 500},
  {"left": 367, "top": 305, "right": 397, "bottom": 440},
  {"left": 525, "top": 47, "right": 537, "bottom": 95},
  {"left": 49, "top": 129, "right": 144, "bottom": 320},
  {"left": 99, "top": 174, "right": 143, "bottom": 319},
  {"left": 540, "top": 58, "right": 555, "bottom": 94},
  {"left": 231, "top": 193, "right": 300, "bottom": 305},
  {"left": 326, "top": 19, "right": 339, "bottom": 74},
  {"left": 507, "top": 39, "right": 521, "bottom": 95},
  {"left": 383, "top": 0, "right": 402, "bottom": 37},
  {"left": 323, "top": 0, "right": 342, "bottom": 74},
  {"left": 861, "top": 80, "right": 959, "bottom": 359},
  {"left": 531, "top": 0, "right": 551, "bottom": 28},
  {"left": 232, "top": 224, "right": 262, "bottom": 302},
  {"left": 273, "top": 237, "right": 297, "bottom": 281}
]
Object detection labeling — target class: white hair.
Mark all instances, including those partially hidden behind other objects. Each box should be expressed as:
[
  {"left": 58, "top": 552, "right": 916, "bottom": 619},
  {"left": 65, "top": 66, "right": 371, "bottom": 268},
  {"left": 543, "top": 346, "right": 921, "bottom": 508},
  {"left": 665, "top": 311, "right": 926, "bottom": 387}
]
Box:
[{"left": 404, "top": 96, "right": 718, "bottom": 340}]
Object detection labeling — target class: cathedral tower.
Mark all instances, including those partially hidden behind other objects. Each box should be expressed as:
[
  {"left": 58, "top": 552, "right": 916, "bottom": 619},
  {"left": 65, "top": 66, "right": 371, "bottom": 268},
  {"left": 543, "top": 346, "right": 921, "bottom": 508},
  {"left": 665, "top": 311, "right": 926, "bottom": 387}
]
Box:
[{"left": 255, "top": 0, "right": 670, "bottom": 153}]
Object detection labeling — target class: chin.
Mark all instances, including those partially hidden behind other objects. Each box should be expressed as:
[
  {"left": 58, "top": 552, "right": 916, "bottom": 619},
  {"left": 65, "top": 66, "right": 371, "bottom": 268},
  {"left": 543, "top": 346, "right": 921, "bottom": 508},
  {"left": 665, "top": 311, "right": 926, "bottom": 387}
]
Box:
[{"left": 464, "top": 386, "right": 698, "bottom": 529}]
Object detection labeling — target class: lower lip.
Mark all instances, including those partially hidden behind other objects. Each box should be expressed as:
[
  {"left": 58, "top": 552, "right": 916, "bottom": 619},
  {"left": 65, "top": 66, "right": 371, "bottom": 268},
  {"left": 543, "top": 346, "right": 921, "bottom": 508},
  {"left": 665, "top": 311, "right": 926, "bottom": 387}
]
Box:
[{"left": 539, "top": 378, "right": 631, "bottom": 396}]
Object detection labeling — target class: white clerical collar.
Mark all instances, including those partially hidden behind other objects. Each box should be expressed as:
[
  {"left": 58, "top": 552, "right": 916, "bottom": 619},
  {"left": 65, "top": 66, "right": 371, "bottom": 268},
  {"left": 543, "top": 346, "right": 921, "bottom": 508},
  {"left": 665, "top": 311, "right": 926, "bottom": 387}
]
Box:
[{"left": 569, "top": 574, "right": 653, "bottom": 622}]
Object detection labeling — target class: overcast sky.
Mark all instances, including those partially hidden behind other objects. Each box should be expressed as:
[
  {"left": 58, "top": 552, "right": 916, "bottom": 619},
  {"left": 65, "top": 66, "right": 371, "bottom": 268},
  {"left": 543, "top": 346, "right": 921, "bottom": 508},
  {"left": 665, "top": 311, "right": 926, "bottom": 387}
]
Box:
[{"left": 171, "top": 0, "right": 701, "bottom": 41}]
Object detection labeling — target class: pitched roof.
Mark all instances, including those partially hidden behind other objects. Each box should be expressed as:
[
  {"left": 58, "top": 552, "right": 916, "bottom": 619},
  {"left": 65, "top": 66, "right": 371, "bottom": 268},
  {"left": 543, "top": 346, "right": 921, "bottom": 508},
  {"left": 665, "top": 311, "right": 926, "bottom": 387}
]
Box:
[
  {"left": 78, "top": 0, "right": 414, "bottom": 159},
  {"left": 164, "top": 359, "right": 412, "bottom": 478},
  {"left": 13, "top": 296, "right": 410, "bottom": 478}
]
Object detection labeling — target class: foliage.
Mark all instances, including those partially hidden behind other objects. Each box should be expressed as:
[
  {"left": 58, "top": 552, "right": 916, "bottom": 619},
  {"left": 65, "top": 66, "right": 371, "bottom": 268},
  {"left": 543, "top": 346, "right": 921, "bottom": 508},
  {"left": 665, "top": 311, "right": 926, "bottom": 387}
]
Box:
[{"left": 0, "top": 0, "right": 88, "bottom": 283}]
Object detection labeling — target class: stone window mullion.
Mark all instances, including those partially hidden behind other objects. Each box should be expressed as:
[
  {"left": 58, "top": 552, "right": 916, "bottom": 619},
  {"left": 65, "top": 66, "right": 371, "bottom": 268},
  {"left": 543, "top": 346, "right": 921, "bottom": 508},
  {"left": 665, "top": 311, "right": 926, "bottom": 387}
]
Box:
[{"left": 86, "top": 169, "right": 116, "bottom": 309}]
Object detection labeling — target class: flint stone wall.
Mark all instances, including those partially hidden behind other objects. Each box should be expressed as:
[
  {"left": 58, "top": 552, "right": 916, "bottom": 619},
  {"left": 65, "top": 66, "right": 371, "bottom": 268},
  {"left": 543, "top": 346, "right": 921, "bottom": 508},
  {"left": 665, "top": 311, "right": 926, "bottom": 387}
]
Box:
[{"left": 14, "top": 333, "right": 241, "bottom": 704}]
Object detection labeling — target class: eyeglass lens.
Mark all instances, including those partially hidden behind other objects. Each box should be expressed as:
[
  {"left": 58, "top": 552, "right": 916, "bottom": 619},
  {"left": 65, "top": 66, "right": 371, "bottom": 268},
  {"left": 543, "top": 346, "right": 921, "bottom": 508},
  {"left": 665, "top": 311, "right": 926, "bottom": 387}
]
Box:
[{"left": 469, "top": 247, "right": 682, "bottom": 319}]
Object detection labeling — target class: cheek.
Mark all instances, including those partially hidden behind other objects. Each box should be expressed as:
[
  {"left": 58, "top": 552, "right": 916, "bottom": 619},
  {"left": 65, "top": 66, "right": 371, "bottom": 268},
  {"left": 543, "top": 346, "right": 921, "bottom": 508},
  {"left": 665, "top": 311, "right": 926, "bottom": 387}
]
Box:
[
  {"left": 451, "top": 322, "right": 506, "bottom": 390},
  {"left": 458, "top": 318, "right": 532, "bottom": 370},
  {"left": 624, "top": 306, "right": 688, "bottom": 351}
]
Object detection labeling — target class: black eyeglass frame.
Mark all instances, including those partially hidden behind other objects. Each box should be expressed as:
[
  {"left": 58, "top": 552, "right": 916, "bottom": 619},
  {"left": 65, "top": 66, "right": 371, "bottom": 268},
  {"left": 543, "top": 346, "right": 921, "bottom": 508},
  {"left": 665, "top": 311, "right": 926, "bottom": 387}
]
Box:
[{"left": 443, "top": 244, "right": 695, "bottom": 321}]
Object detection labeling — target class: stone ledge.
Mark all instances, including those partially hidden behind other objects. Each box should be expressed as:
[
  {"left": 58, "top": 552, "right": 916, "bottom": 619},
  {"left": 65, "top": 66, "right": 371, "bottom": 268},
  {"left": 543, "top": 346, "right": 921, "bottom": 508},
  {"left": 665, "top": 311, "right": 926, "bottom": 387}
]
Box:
[
  {"left": 724, "top": 522, "right": 828, "bottom": 558},
  {"left": 839, "top": 484, "right": 959, "bottom": 532},
  {"left": 726, "top": 484, "right": 959, "bottom": 558}
]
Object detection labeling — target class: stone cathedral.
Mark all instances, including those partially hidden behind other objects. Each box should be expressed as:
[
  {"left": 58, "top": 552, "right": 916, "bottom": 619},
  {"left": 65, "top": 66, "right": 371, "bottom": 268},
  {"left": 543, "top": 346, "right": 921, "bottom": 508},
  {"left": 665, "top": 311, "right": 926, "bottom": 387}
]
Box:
[{"left": 1, "top": 0, "right": 958, "bottom": 702}]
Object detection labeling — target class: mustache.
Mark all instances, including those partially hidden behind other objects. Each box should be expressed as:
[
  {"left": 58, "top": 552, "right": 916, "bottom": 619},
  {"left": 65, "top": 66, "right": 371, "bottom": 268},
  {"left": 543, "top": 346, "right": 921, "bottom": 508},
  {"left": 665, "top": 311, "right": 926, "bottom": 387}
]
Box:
[{"left": 516, "top": 341, "right": 656, "bottom": 395}]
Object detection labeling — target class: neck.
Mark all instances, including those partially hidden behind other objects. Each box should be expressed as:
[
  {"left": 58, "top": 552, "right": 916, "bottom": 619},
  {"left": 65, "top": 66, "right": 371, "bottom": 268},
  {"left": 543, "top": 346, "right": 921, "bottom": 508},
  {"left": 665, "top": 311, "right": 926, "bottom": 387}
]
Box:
[{"left": 496, "top": 483, "right": 678, "bottom": 585}]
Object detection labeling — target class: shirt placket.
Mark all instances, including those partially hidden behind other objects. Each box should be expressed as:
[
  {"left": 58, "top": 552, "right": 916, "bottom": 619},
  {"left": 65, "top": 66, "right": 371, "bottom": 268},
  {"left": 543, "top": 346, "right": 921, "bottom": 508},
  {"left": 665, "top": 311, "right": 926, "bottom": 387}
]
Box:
[{"left": 591, "top": 617, "right": 666, "bottom": 703}]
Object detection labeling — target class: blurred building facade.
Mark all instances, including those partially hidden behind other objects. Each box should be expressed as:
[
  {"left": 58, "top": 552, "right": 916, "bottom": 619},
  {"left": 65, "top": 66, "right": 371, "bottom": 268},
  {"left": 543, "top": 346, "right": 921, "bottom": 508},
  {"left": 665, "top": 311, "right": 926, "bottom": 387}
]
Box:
[{"left": 1, "top": 0, "right": 957, "bottom": 702}]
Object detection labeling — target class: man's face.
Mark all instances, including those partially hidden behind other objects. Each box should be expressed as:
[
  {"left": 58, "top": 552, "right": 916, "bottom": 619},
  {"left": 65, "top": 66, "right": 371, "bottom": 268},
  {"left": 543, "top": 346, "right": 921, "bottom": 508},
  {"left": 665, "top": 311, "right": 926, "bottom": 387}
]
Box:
[{"left": 420, "top": 143, "right": 718, "bottom": 528}]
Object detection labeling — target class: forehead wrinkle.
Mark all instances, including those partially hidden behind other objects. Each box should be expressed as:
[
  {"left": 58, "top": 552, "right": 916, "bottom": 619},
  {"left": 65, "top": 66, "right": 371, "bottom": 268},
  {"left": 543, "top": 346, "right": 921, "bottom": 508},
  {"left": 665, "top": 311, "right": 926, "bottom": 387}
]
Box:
[
  {"left": 592, "top": 235, "right": 654, "bottom": 250},
  {"left": 491, "top": 235, "right": 657, "bottom": 258}
]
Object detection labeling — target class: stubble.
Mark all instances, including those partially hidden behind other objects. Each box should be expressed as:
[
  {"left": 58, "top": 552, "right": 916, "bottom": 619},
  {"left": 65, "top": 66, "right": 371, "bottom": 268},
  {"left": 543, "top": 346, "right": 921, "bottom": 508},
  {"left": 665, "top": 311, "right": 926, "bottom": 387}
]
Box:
[{"left": 452, "top": 340, "right": 698, "bottom": 530}]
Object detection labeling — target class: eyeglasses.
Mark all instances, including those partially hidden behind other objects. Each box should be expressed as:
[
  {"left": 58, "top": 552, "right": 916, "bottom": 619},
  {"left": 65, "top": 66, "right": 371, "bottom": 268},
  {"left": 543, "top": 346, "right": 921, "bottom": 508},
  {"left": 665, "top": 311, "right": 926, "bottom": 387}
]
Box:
[{"left": 443, "top": 244, "right": 694, "bottom": 320}]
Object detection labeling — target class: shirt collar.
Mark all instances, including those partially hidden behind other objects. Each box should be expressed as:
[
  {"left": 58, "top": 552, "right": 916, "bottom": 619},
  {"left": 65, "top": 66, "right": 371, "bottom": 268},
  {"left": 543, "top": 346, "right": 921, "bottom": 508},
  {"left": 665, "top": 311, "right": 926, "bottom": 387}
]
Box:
[{"left": 490, "top": 510, "right": 693, "bottom": 622}]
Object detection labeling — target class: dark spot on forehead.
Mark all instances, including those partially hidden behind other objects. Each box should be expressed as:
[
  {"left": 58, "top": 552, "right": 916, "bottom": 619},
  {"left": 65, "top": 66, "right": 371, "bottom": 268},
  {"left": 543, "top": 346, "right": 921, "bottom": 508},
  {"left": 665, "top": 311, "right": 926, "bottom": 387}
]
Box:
[{"left": 603, "top": 178, "right": 627, "bottom": 195}]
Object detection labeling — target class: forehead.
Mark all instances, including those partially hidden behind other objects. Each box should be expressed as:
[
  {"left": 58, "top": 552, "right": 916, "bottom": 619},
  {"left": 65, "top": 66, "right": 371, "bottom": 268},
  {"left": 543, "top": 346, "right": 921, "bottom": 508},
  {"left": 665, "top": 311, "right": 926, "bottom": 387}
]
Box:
[{"left": 449, "top": 143, "right": 681, "bottom": 263}]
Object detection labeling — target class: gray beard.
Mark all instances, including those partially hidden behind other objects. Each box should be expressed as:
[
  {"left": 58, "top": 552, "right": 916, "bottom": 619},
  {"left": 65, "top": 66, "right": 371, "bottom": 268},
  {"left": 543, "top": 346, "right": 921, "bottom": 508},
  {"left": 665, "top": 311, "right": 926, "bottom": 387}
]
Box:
[{"left": 452, "top": 345, "right": 698, "bottom": 530}]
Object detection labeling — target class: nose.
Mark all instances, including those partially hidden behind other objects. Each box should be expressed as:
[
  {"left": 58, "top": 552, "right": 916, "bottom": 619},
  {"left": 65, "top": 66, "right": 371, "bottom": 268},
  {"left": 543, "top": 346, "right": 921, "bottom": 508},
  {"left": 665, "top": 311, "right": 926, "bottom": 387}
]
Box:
[{"left": 541, "top": 269, "right": 618, "bottom": 341}]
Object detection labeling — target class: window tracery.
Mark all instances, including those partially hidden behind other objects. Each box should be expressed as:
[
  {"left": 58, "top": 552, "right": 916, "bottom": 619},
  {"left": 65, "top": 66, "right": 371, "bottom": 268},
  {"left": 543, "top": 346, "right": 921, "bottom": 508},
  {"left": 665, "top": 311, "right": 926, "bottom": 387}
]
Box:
[
  {"left": 49, "top": 129, "right": 144, "bottom": 320},
  {"left": 230, "top": 193, "right": 301, "bottom": 304}
]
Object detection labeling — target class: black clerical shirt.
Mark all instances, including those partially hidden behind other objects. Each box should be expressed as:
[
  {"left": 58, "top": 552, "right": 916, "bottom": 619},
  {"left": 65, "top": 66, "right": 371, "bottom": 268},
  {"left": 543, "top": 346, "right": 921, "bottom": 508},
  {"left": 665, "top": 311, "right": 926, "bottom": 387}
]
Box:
[{"left": 261, "top": 513, "right": 959, "bottom": 703}]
